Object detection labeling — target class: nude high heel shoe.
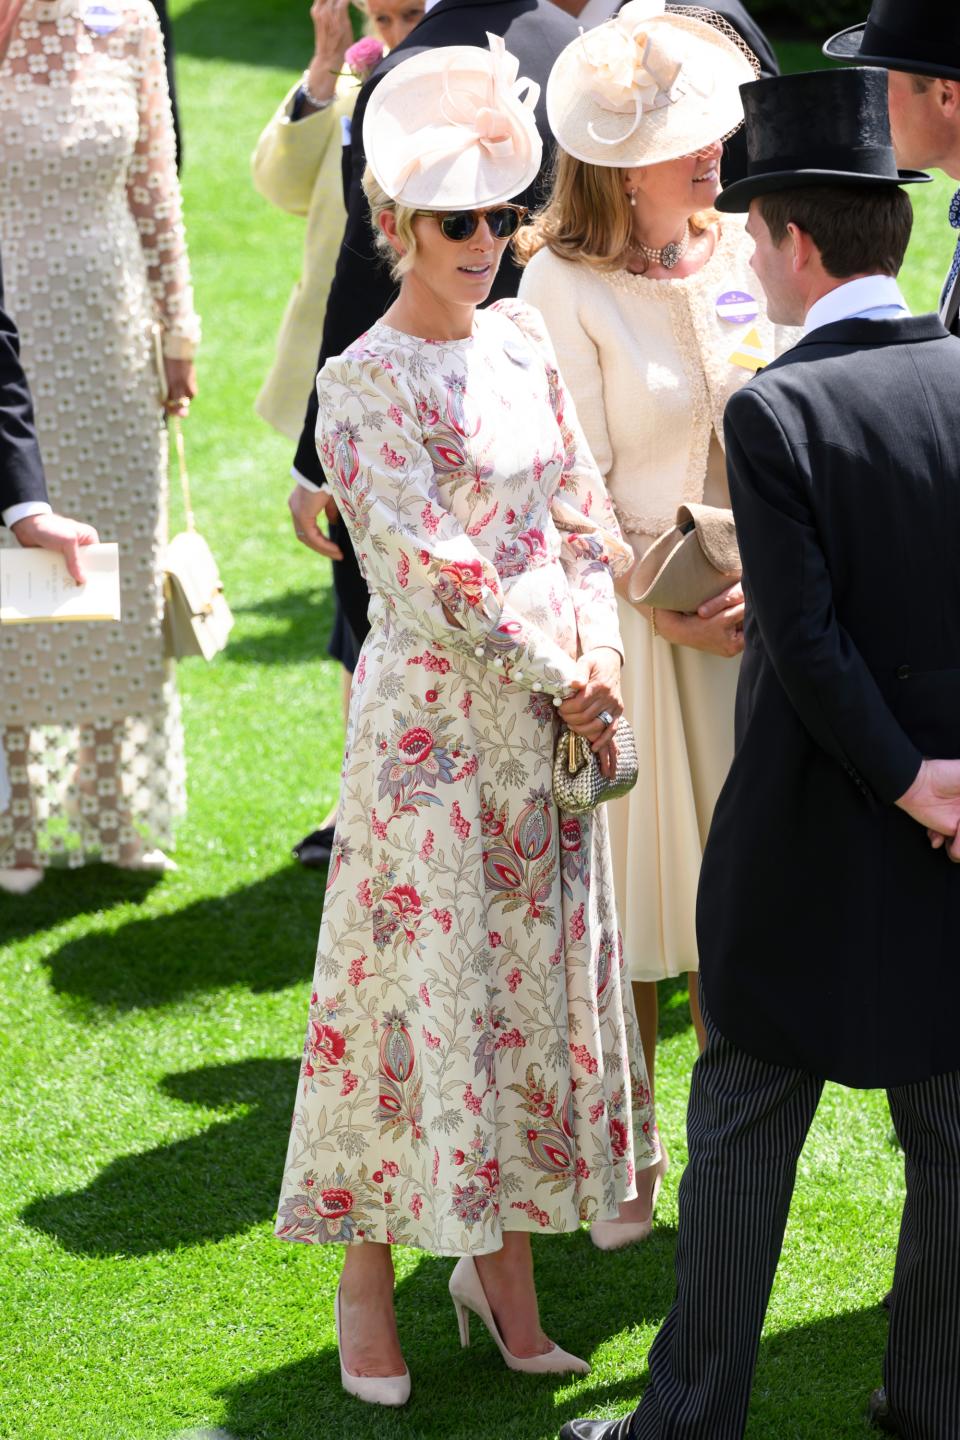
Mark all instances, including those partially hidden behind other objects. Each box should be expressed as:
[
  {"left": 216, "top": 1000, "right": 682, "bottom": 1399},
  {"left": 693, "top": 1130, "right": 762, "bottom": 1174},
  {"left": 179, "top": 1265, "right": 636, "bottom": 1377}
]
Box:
[
  {"left": 0, "top": 866, "right": 43, "bottom": 895},
  {"left": 449, "top": 1255, "right": 590, "bottom": 1375},
  {"left": 590, "top": 1148, "right": 670, "bottom": 1251},
  {"left": 334, "top": 1284, "right": 411, "bottom": 1406}
]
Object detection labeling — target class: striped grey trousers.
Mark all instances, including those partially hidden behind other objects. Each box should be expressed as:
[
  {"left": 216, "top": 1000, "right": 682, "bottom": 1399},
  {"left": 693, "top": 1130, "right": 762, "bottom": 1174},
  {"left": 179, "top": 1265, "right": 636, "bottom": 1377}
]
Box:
[{"left": 631, "top": 1009, "right": 960, "bottom": 1440}]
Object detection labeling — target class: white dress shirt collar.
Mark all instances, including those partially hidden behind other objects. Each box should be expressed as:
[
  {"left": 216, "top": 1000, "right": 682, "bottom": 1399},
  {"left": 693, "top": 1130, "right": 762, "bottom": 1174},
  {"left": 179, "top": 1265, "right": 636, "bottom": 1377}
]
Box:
[{"left": 803, "top": 274, "right": 910, "bottom": 337}]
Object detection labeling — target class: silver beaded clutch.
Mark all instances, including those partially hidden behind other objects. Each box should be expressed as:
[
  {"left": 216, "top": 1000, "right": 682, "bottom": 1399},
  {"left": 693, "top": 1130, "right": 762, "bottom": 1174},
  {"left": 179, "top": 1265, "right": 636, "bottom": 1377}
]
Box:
[{"left": 552, "top": 721, "right": 639, "bottom": 816}]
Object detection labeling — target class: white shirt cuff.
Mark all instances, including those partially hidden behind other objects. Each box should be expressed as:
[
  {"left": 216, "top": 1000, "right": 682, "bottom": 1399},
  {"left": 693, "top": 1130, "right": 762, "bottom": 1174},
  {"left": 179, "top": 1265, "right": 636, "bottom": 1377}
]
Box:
[
  {"left": 3, "top": 501, "right": 52, "bottom": 529},
  {"left": 291, "top": 465, "right": 331, "bottom": 500}
]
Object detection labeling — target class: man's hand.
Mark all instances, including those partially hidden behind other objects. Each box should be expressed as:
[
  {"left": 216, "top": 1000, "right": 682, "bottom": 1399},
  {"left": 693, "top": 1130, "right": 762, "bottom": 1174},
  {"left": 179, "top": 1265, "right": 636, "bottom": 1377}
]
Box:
[
  {"left": 558, "top": 647, "right": 623, "bottom": 751},
  {"left": 288, "top": 485, "right": 344, "bottom": 561},
  {"left": 11, "top": 512, "right": 99, "bottom": 585},
  {"left": 897, "top": 759, "right": 960, "bottom": 861}
]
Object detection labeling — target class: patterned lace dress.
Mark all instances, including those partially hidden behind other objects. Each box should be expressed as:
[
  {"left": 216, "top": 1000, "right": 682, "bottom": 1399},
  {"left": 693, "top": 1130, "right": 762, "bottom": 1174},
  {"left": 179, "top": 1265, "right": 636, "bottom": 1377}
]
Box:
[
  {"left": 0, "top": 0, "right": 200, "bottom": 867},
  {"left": 275, "top": 301, "right": 659, "bottom": 1254}
]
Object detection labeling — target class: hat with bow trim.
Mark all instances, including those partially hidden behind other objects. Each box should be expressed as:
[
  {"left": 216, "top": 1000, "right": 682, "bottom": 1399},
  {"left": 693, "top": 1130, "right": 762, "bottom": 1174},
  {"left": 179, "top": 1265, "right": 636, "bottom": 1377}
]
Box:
[
  {"left": 823, "top": 0, "right": 960, "bottom": 84},
  {"left": 362, "top": 35, "right": 542, "bottom": 208},
  {"left": 545, "top": 0, "right": 759, "bottom": 169}
]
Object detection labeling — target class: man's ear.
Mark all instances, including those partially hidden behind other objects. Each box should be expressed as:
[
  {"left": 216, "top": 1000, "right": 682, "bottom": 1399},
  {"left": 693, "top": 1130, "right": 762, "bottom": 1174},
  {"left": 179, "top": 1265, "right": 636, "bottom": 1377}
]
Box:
[
  {"left": 786, "top": 220, "right": 814, "bottom": 273},
  {"left": 940, "top": 78, "right": 960, "bottom": 119}
]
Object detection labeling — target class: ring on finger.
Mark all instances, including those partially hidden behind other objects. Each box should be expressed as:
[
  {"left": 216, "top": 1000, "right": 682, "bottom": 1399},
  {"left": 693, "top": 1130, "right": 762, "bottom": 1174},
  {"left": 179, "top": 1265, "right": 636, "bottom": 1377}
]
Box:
[{"left": 599, "top": 709, "right": 615, "bottom": 728}]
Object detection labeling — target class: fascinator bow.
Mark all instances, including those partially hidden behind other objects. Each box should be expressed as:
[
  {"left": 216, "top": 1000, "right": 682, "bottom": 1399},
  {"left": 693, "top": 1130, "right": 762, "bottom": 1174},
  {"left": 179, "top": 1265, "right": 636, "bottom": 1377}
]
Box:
[{"left": 380, "top": 34, "right": 540, "bottom": 198}]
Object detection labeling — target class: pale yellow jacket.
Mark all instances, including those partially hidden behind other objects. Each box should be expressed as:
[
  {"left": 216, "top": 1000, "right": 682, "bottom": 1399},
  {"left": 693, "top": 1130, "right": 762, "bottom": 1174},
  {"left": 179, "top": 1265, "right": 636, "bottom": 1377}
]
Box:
[{"left": 251, "top": 78, "right": 358, "bottom": 442}]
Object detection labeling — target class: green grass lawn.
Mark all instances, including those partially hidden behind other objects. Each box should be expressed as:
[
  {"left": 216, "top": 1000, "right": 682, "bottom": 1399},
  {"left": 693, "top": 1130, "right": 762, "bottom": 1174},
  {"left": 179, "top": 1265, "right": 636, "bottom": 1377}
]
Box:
[{"left": 0, "top": 12, "right": 955, "bottom": 1440}]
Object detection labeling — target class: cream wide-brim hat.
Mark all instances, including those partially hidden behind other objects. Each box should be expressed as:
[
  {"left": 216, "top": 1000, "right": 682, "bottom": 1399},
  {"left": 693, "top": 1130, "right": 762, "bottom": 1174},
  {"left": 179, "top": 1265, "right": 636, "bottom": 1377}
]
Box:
[
  {"left": 363, "top": 35, "right": 542, "bottom": 209},
  {"left": 546, "top": 1, "right": 758, "bottom": 170}
]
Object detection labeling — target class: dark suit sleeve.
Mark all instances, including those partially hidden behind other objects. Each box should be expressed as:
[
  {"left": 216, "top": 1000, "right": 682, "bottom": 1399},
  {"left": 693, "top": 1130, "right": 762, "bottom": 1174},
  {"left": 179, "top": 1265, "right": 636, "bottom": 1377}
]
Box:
[
  {"left": 724, "top": 384, "right": 922, "bottom": 806},
  {"left": 150, "top": 0, "right": 182, "bottom": 172},
  {"left": 291, "top": 73, "right": 396, "bottom": 486},
  {"left": 0, "top": 257, "right": 48, "bottom": 520}
]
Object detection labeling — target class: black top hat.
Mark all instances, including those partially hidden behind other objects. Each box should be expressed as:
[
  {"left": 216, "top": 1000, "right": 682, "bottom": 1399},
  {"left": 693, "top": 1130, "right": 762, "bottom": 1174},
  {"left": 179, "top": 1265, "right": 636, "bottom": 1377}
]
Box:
[
  {"left": 824, "top": 0, "right": 960, "bottom": 84},
  {"left": 715, "top": 67, "right": 930, "bottom": 213}
]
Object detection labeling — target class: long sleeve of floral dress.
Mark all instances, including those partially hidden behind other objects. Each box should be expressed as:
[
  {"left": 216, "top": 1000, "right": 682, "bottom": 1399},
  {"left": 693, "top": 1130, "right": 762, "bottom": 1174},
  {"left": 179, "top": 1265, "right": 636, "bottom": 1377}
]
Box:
[
  {"left": 126, "top": 7, "right": 200, "bottom": 358},
  {"left": 493, "top": 300, "right": 629, "bottom": 660},
  {"left": 316, "top": 304, "right": 630, "bottom": 699}
]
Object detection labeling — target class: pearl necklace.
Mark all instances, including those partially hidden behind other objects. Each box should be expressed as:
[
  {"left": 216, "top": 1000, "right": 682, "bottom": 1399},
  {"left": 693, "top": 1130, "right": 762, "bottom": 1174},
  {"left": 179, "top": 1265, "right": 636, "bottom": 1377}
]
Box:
[{"left": 630, "top": 221, "right": 692, "bottom": 271}]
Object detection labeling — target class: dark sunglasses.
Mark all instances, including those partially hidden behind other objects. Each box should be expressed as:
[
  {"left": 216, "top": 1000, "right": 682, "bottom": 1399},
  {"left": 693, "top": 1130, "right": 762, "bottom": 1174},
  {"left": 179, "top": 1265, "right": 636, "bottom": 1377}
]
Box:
[{"left": 413, "top": 204, "right": 528, "bottom": 242}]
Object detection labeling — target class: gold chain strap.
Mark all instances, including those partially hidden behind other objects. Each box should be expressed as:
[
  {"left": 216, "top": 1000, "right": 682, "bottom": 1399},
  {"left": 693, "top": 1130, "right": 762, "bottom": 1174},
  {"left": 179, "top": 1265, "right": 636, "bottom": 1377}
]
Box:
[{"left": 171, "top": 416, "right": 195, "bottom": 533}]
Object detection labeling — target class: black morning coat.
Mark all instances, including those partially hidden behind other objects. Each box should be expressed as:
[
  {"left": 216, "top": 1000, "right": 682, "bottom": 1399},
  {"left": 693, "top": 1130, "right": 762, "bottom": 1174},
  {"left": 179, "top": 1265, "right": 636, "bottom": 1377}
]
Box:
[
  {"left": 0, "top": 251, "right": 47, "bottom": 520},
  {"left": 291, "top": 0, "right": 579, "bottom": 647},
  {"left": 698, "top": 313, "right": 960, "bottom": 1090}
]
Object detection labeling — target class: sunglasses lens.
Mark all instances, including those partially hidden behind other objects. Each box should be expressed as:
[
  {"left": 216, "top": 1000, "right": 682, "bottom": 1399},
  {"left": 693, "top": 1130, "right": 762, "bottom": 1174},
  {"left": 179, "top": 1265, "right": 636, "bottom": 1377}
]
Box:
[
  {"left": 488, "top": 207, "right": 521, "bottom": 238},
  {"left": 439, "top": 212, "right": 478, "bottom": 241}
]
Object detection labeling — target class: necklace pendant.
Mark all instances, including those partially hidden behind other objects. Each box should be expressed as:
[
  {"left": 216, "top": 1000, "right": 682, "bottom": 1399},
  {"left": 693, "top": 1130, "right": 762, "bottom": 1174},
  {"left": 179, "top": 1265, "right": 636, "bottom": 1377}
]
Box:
[{"left": 661, "top": 241, "right": 681, "bottom": 270}]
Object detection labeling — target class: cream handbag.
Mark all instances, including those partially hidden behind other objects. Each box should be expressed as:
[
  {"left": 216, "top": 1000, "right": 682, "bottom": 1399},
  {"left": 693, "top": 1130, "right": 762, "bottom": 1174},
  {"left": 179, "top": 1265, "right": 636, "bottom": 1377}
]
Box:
[{"left": 162, "top": 418, "right": 233, "bottom": 661}]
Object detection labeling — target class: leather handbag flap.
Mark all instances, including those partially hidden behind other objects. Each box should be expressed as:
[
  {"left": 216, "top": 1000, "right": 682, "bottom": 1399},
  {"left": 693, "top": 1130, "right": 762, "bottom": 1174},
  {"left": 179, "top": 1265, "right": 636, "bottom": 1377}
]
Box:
[
  {"left": 164, "top": 529, "right": 223, "bottom": 616},
  {"left": 677, "top": 503, "right": 741, "bottom": 575}
]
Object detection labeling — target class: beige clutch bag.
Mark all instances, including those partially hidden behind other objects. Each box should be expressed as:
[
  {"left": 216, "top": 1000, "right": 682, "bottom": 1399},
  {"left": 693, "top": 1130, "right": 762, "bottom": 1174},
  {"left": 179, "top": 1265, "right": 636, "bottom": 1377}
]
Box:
[
  {"left": 627, "top": 503, "right": 740, "bottom": 613},
  {"left": 162, "top": 419, "right": 234, "bottom": 661}
]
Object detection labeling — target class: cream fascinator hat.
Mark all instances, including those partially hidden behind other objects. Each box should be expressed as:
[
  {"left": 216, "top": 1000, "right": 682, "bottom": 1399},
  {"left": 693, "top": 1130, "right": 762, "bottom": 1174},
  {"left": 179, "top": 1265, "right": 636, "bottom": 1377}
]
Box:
[
  {"left": 363, "top": 35, "right": 542, "bottom": 208},
  {"left": 546, "top": 1, "right": 759, "bottom": 169}
]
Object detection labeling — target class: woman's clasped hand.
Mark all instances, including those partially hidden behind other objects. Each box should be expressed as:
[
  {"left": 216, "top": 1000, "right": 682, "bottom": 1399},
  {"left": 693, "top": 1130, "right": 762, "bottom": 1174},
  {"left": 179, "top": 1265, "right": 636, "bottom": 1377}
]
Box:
[
  {"left": 558, "top": 646, "right": 625, "bottom": 778},
  {"left": 652, "top": 582, "right": 746, "bottom": 659}
]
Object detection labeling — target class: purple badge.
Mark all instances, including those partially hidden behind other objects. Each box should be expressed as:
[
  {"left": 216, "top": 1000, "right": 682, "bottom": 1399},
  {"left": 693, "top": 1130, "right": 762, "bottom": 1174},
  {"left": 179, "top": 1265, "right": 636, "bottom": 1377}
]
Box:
[
  {"left": 82, "top": 2, "right": 121, "bottom": 35},
  {"left": 716, "top": 290, "right": 760, "bottom": 325}
]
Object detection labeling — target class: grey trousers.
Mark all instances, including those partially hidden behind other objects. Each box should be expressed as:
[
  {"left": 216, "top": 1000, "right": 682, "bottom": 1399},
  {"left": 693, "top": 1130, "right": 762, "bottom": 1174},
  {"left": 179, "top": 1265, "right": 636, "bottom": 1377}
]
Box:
[{"left": 632, "top": 1010, "right": 960, "bottom": 1440}]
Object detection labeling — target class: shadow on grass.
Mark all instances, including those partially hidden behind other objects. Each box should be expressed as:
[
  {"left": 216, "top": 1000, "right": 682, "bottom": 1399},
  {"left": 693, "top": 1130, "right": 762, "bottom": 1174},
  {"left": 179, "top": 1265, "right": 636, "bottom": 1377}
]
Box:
[
  {"left": 22, "top": 1057, "right": 298, "bottom": 1255},
  {"left": 173, "top": 0, "right": 311, "bottom": 72},
  {"left": 226, "top": 585, "right": 336, "bottom": 667},
  {"left": 0, "top": 864, "right": 161, "bottom": 948},
  {"left": 217, "top": 1230, "right": 673, "bottom": 1440},
  {"left": 658, "top": 973, "right": 697, "bottom": 1044},
  {"left": 43, "top": 865, "right": 324, "bottom": 1011},
  {"left": 217, "top": 1294, "right": 890, "bottom": 1440}
]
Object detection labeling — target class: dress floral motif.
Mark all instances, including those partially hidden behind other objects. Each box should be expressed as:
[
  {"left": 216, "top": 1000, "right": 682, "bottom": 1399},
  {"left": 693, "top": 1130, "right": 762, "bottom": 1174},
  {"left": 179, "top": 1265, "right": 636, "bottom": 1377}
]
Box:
[
  {"left": 0, "top": 0, "right": 200, "bottom": 865},
  {"left": 276, "top": 300, "right": 659, "bottom": 1254}
]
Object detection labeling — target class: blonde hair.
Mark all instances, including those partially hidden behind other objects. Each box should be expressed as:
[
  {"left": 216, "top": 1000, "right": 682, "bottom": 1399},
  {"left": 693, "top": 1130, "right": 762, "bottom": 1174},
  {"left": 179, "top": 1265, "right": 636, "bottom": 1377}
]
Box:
[
  {"left": 514, "top": 149, "right": 713, "bottom": 273},
  {"left": 362, "top": 167, "right": 420, "bottom": 280}
]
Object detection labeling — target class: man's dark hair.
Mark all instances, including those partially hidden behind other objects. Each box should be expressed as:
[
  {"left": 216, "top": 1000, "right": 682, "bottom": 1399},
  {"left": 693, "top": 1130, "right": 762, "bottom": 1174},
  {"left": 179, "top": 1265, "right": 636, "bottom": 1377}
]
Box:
[{"left": 757, "top": 185, "right": 913, "bottom": 279}]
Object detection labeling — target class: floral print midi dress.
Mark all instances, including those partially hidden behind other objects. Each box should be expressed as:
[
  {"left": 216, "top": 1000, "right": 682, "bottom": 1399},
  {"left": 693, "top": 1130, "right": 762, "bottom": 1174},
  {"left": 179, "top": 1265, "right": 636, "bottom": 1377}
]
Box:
[{"left": 275, "top": 300, "right": 659, "bottom": 1255}]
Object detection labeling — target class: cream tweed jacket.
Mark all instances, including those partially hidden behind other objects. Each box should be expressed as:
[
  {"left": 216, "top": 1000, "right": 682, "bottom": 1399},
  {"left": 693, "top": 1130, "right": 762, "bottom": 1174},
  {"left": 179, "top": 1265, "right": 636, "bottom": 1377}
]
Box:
[{"left": 519, "top": 217, "right": 790, "bottom": 540}]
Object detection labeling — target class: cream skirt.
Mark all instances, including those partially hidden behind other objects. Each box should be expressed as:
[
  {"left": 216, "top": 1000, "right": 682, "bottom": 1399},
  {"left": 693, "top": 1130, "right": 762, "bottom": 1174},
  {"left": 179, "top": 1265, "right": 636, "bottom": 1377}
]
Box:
[{"left": 610, "top": 596, "right": 739, "bottom": 982}]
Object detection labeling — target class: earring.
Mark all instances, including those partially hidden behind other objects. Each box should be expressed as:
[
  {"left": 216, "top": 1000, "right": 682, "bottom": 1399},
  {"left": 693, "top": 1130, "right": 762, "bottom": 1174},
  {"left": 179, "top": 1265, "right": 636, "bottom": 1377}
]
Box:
[{"left": 629, "top": 191, "right": 636, "bottom": 207}]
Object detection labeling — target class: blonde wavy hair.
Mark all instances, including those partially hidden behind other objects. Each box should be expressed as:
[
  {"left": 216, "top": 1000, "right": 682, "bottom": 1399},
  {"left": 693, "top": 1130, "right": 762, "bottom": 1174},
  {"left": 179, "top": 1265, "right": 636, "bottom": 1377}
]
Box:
[
  {"left": 514, "top": 149, "right": 714, "bottom": 273},
  {"left": 362, "top": 167, "right": 420, "bottom": 281}
]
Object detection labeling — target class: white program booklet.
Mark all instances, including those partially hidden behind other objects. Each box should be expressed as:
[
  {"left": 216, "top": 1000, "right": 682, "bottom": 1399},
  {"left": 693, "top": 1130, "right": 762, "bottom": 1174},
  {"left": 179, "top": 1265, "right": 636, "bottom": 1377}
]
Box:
[{"left": 0, "top": 542, "right": 121, "bottom": 624}]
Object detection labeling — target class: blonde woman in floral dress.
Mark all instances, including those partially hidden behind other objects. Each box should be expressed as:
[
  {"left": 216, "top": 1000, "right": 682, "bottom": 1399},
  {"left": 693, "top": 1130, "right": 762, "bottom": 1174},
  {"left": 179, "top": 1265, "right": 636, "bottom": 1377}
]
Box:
[
  {"left": 0, "top": 0, "right": 199, "bottom": 883},
  {"left": 275, "top": 37, "right": 658, "bottom": 1407}
]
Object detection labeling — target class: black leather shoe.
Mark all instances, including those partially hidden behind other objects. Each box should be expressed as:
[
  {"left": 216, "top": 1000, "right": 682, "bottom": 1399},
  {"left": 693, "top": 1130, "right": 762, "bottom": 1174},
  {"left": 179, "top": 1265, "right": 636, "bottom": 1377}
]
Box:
[
  {"left": 867, "top": 1388, "right": 900, "bottom": 1435},
  {"left": 560, "top": 1418, "right": 635, "bottom": 1440},
  {"left": 292, "top": 825, "right": 335, "bottom": 868}
]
